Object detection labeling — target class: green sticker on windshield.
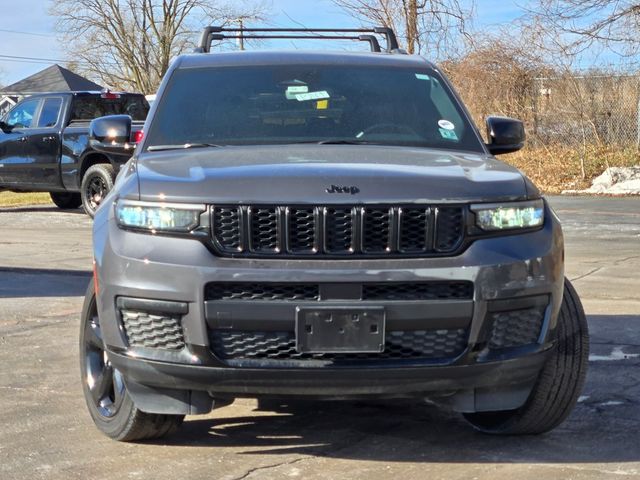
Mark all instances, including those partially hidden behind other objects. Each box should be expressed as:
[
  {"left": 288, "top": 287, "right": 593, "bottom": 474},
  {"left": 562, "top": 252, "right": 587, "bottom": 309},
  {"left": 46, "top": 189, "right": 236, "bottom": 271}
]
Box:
[
  {"left": 439, "top": 128, "right": 458, "bottom": 141},
  {"left": 415, "top": 73, "right": 430, "bottom": 80}
]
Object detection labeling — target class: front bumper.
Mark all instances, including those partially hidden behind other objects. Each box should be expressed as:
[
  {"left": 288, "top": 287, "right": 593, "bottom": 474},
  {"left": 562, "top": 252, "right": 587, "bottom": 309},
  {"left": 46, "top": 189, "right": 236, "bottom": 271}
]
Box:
[{"left": 93, "top": 201, "right": 564, "bottom": 409}]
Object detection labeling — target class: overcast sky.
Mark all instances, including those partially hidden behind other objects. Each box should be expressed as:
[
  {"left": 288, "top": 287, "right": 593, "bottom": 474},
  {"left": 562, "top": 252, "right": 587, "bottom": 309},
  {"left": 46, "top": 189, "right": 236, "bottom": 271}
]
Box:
[{"left": 0, "top": 0, "right": 523, "bottom": 86}]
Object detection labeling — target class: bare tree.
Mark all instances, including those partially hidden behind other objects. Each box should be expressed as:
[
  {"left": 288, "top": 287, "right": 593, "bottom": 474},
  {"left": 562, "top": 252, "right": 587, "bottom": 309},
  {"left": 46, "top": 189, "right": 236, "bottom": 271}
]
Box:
[
  {"left": 331, "top": 0, "right": 473, "bottom": 56},
  {"left": 531, "top": 1, "right": 640, "bottom": 57},
  {"left": 51, "top": 0, "right": 269, "bottom": 94}
]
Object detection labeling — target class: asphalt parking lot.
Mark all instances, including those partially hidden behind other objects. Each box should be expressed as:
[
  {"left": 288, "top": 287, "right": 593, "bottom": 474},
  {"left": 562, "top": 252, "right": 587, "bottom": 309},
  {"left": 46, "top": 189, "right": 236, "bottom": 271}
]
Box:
[{"left": 1, "top": 196, "right": 639, "bottom": 480}]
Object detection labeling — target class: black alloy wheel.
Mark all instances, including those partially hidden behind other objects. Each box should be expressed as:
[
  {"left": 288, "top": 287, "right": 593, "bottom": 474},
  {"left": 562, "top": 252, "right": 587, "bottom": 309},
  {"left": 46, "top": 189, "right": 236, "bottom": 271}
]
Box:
[
  {"left": 80, "top": 163, "right": 115, "bottom": 218},
  {"left": 82, "top": 300, "right": 126, "bottom": 418},
  {"left": 79, "top": 279, "right": 185, "bottom": 441}
]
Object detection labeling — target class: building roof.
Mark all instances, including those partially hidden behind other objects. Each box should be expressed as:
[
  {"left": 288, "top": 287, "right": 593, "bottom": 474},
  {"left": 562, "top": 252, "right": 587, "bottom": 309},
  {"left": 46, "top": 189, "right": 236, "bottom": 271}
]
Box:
[{"left": 0, "top": 64, "right": 103, "bottom": 94}]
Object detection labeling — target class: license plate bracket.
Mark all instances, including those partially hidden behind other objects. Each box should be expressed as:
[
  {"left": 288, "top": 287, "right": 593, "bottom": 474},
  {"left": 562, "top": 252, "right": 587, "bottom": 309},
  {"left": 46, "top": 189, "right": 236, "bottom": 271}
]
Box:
[{"left": 295, "top": 307, "right": 385, "bottom": 353}]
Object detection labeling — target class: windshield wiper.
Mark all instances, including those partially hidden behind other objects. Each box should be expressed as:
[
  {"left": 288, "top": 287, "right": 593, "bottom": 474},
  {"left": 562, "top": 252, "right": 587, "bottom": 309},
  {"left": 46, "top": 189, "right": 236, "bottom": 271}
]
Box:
[
  {"left": 316, "top": 139, "right": 377, "bottom": 145},
  {"left": 147, "top": 143, "right": 225, "bottom": 152},
  {"left": 285, "top": 139, "right": 381, "bottom": 145}
]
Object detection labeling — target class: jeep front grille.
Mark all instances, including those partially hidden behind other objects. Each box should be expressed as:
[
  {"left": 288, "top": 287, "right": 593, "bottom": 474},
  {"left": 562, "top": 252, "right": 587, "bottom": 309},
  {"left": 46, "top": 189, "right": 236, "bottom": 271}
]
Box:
[{"left": 210, "top": 204, "right": 465, "bottom": 257}]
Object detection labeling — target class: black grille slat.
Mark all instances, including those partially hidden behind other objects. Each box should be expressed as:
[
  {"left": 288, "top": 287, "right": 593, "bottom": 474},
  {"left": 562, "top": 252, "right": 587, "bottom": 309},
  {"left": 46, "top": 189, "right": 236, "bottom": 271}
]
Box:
[
  {"left": 362, "top": 207, "right": 391, "bottom": 253},
  {"left": 250, "top": 207, "right": 280, "bottom": 253},
  {"left": 210, "top": 329, "right": 468, "bottom": 363},
  {"left": 435, "top": 207, "right": 464, "bottom": 252},
  {"left": 213, "top": 207, "right": 242, "bottom": 252},
  {"left": 210, "top": 204, "right": 464, "bottom": 257},
  {"left": 287, "top": 208, "right": 317, "bottom": 253},
  {"left": 324, "top": 207, "right": 354, "bottom": 253},
  {"left": 399, "top": 207, "right": 429, "bottom": 252}
]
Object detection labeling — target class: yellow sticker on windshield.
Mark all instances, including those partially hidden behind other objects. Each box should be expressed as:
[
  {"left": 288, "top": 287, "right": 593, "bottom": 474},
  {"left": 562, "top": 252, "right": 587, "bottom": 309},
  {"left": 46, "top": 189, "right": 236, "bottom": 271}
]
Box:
[{"left": 316, "top": 99, "right": 328, "bottom": 110}]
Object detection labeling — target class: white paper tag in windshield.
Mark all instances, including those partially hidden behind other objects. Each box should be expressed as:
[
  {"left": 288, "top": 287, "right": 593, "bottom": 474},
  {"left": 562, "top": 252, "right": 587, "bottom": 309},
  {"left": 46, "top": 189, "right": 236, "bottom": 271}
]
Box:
[
  {"left": 295, "top": 91, "right": 330, "bottom": 102},
  {"left": 438, "top": 119, "right": 455, "bottom": 130},
  {"left": 286, "top": 85, "right": 308, "bottom": 100}
]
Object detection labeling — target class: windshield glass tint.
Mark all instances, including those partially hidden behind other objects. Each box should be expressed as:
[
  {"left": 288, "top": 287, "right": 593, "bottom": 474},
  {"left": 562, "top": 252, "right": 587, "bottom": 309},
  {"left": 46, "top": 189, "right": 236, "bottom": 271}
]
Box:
[{"left": 145, "top": 65, "right": 483, "bottom": 152}]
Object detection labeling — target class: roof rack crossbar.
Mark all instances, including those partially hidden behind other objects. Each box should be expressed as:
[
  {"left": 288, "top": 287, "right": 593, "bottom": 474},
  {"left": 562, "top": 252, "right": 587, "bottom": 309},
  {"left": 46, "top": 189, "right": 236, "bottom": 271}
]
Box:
[
  {"left": 205, "top": 33, "right": 382, "bottom": 53},
  {"left": 196, "top": 26, "right": 398, "bottom": 53}
]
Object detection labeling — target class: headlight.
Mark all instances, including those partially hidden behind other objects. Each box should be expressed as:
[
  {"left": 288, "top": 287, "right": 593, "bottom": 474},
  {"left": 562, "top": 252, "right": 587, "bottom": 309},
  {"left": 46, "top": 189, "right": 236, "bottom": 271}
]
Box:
[
  {"left": 471, "top": 199, "right": 544, "bottom": 231},
  {"left": 115, "top": 199, "right": 205, "bottom": 233}
]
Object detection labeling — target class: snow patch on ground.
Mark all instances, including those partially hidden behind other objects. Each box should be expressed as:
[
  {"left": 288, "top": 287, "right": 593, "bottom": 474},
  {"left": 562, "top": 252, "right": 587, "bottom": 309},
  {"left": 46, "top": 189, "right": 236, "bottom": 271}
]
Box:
[
  {"left": 563, "top": 166, "right": 640, "bottom": 195},
  {"left": 589, "top": 346, "right": 640, "bottom": 361}
]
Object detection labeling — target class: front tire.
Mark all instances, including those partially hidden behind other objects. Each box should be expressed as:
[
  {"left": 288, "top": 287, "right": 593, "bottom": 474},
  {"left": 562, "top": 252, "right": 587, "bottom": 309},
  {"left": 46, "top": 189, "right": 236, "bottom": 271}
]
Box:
[
  {"left": 81, "top": 164, "right": 115, "bottom": 218},
  {"left": 463, "top": 279, "right": 589, "bottom": 435},
  {"left": 80, "top": 280, "right": 184, "bottom": 441},
  {"left": 50, "top": 191, "right": 82, "bottom": 209}
]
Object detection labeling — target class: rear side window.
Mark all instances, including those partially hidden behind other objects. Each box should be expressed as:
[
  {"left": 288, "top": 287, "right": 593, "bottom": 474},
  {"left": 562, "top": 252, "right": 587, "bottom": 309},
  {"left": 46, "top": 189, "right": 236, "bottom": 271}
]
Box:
[
  {"left": 70, "top": 95, "right": 149, "bottom": 122},
  {"left": 38, "top": 98, "right": 63, "bottom": 128}
]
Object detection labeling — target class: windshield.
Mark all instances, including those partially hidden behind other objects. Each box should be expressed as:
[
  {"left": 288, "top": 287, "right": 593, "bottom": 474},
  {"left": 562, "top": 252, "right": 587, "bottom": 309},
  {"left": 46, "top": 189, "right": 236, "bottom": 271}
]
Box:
[{"left": 144, "top": 64, "right": 484, "bottom": 152}]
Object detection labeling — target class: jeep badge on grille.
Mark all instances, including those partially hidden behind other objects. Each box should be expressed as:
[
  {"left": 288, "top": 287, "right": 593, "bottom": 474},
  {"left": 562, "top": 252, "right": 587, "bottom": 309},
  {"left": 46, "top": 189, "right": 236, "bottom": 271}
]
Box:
[{"left": 326, "top": 185, "right": 360, "bottom": 194}]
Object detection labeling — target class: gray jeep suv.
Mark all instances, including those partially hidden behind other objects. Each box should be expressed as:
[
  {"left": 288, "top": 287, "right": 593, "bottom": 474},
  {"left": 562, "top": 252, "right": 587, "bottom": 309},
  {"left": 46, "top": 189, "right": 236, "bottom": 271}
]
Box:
[{"left": 80, "top": 27, "right": 588, "bottom": 441}]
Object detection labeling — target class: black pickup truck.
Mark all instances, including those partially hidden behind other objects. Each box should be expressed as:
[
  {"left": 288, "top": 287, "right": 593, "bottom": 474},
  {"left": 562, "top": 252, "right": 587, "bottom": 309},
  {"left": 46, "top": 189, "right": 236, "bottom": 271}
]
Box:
[{"left": 0, "top": 91, "right": 148, "bottom": 216}]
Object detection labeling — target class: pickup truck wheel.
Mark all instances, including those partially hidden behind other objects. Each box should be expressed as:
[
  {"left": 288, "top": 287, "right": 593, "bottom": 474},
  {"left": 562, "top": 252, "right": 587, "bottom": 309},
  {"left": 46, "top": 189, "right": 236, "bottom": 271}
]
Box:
[
  {"left": 49, "top": 192, "right": 82, "bottom": 209},
  {"left": 81, "top": 164, "right": 115, "bottom": 218},
  {"left": 80, "top": 280, "right": 185, "bottom": 441},
  {"left": 463, "top": 279, "right": 589, "bottom": 435}
]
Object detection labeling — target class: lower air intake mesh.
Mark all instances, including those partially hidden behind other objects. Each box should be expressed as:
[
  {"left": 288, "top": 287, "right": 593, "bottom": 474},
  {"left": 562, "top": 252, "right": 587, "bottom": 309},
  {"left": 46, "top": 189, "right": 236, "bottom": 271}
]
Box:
[
  {"left": 120, "top": 310, "right": 185, "bottom": 350},
  {"left": 210, "top": 329, "right": 468, "bottom": 365},
  {"left": 488, "top": 307, "right": 546, "bottom": 349}
]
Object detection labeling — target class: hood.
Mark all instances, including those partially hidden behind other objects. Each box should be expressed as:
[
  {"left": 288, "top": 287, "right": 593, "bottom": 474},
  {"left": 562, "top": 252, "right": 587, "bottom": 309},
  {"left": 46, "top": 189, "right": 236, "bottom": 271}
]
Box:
[{"left": 135, "top": 144, "right": 528, "bottom": 204}]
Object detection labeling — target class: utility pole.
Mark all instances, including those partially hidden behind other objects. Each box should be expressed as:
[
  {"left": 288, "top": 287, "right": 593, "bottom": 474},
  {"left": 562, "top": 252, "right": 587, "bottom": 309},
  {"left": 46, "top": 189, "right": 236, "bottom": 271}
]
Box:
[{"left": 238, "top": 19, "right": 245, "bottom": 51}]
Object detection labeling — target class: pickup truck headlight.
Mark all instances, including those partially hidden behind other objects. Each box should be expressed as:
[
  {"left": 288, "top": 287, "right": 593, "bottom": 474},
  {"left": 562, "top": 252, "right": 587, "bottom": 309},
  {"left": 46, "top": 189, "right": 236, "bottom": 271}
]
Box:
[
  {"left": 115, "top": 199, "right": 205, "bottom": 233},
  {"left": 471, "top": 199, "right": 544, "bottom": 231}
]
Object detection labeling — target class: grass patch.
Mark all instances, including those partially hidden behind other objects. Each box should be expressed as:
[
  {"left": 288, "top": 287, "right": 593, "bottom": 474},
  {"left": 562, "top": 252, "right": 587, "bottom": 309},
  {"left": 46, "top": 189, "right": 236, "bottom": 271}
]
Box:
[
  {"left": 0, "top": 191, "right": 52, "bottom": 207},
  {"left": 504, "top": 145, "right": 640, "bottom": 193}
]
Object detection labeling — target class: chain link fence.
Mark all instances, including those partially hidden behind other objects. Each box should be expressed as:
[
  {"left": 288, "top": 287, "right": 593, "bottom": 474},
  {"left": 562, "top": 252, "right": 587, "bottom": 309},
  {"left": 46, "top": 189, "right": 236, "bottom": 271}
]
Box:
[{"left": 530, "top": 74, "right": 640, "bottom": 147}]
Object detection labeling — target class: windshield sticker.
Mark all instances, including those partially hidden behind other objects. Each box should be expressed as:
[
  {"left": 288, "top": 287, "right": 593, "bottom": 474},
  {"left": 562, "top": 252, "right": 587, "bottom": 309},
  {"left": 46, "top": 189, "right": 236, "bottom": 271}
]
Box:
[
  {"left": 415, "top": 73, "right": 430, "bottom": 80},
  {"left": 439, "top": 128, "right": 458, "bottom": 141},
  {"left": 285, "top": 85, "right": 308, "bottom": 100},
  {"left": 316, "top": 99, "right": 329, "bottom": 110},
  {"left": 438, "top": 119, "right": 455, "bottom": 130},
  {"left": 295, "top": 91, "right": 330, "bottom": 102}
]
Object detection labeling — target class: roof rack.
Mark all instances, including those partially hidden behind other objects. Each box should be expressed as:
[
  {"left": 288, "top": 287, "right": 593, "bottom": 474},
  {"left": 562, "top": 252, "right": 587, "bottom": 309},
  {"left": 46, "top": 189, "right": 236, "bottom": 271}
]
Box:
[{"left": 195, "top": 27, "right": 401, "bottom": 54}]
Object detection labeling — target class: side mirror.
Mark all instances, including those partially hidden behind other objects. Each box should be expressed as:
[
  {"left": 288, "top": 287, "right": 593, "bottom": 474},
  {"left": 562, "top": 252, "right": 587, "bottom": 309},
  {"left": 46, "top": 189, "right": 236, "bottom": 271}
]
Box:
[
  {"left": 485, "top": 116, "right": 525, "bottom": 155},
  {"left": 0, "top": 120, "right": 12, "bottom": 133},
  {"left": 89, "top": 115, "right": 135, "bottom": 156}
]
